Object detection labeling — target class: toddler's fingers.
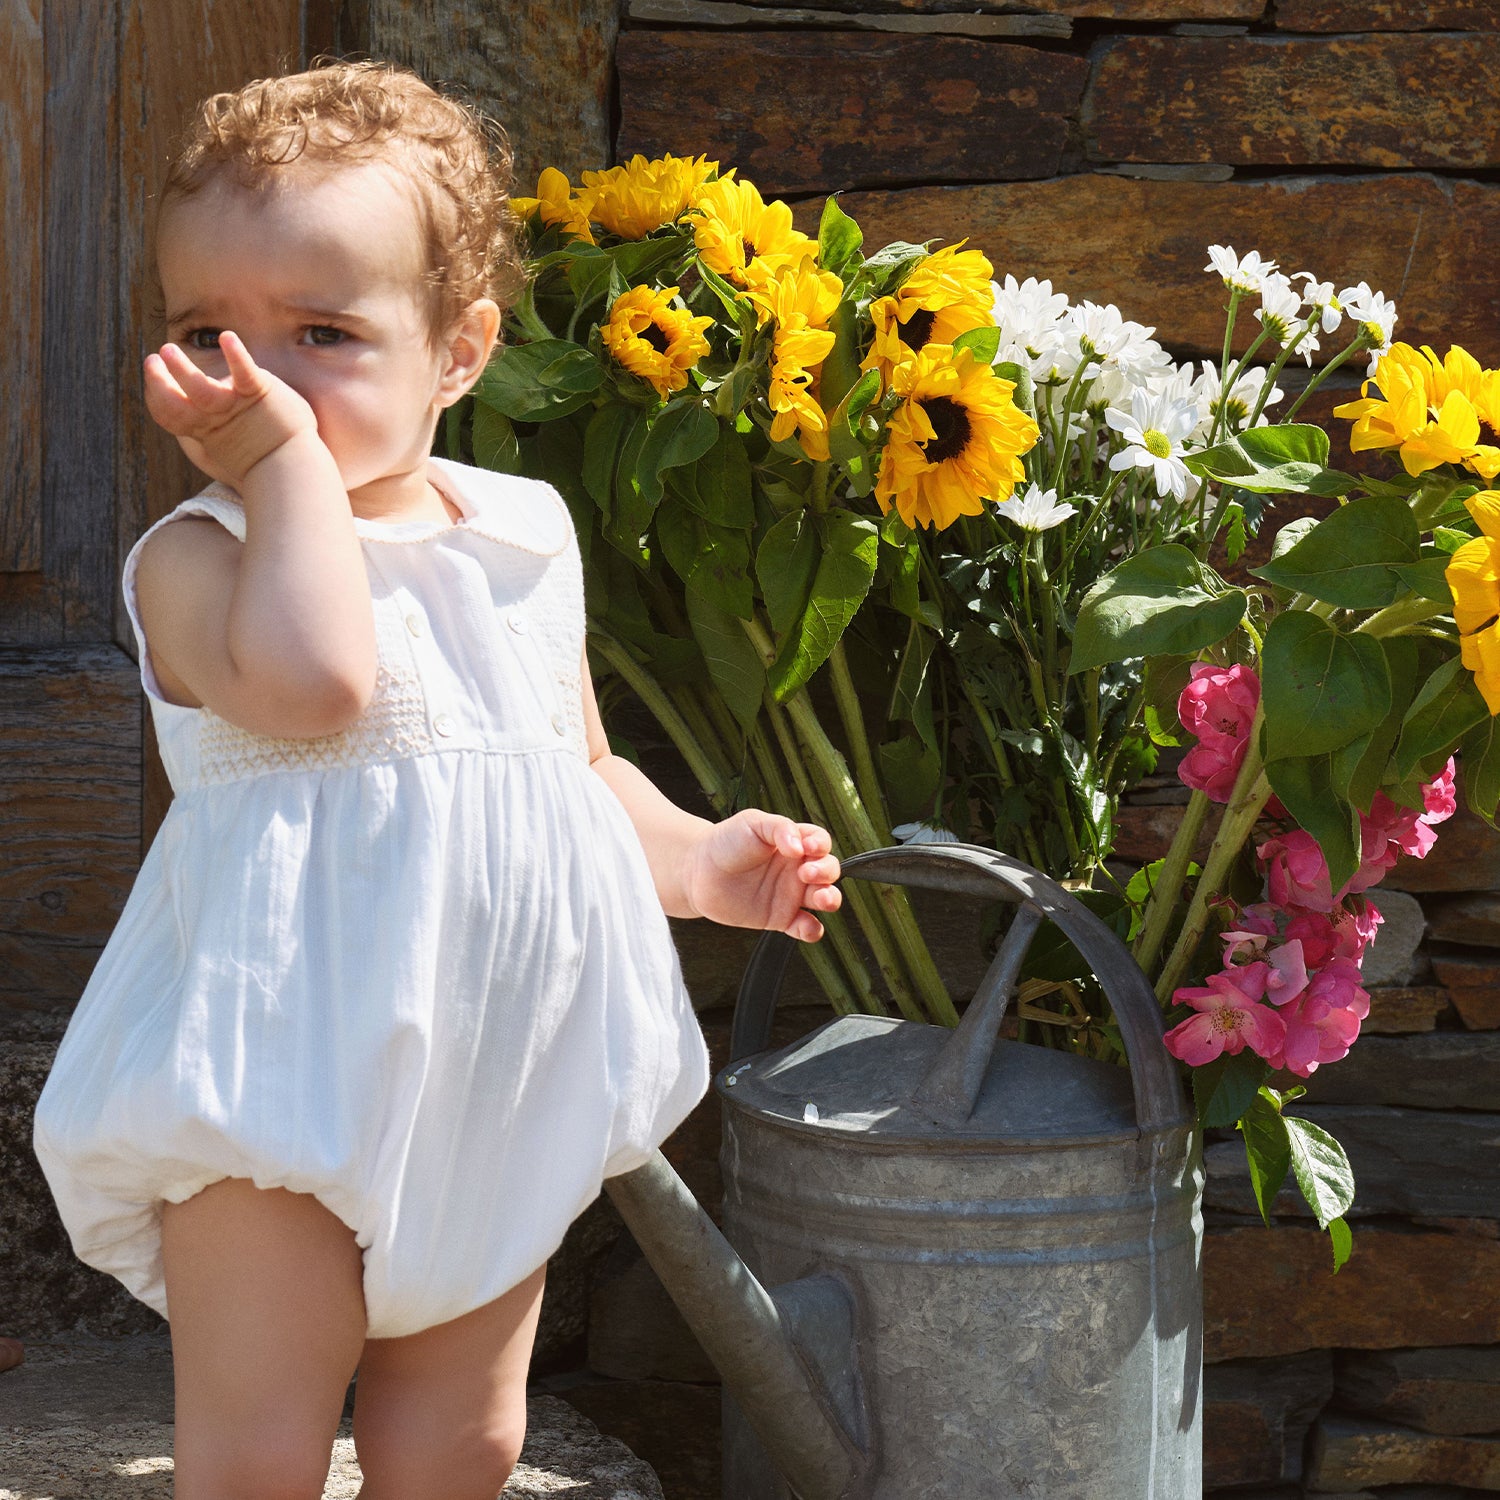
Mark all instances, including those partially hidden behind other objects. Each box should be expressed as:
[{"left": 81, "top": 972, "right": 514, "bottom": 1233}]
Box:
[
  {"left": 797, "top": 854, "right": 841, "bottom": 889},
  {"left": 802, "top": 883, "right": 842, "bottom": 914},
  {"left": 218, "top": 330, "right": 267, "bottom": 398},
  {"left": 793, "top": 823, "right": 832, "bottom": 859},
  {"left": 156, "top": 342, "right": 238, "bottom": 413},
  {"left": 786, "top": 910, "right": 825, "bottom": 944},
  {"left": 143, "top": 353, "right": 202, "bottom": 434}
]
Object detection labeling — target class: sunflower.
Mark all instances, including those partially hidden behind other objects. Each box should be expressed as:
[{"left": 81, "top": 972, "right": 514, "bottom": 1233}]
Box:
[
  {"left": 1335, "top": 342, "right": 1500, "bottom": 481},
  {"left": 746, "top": 263, "right": 843, "bottom": 459},
  {"left": 510, "top": 167, "right": 594, "bottom": 244},
  {"left": 687, "top": 176, "right": 815, "bottom": 288},
  {"left": 576, "top": 153, "right": 718, "bottom": 240},
  {"left": 601, "top": 285, "right": 713, "bottom": 399},
  {"left": 875, "top": 345, "right": 1040, "bottom": 531},
  {"left": 861, "top": 243, "right": 997, "bottom": 387},
  {"left": 1446, "top": 490, "right": 1500, "bottom": 713}
]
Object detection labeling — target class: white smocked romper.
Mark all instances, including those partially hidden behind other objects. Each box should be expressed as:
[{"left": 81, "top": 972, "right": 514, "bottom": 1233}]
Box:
[{"left": 33, "top": 457, "right": 711, "bottom": 1337}]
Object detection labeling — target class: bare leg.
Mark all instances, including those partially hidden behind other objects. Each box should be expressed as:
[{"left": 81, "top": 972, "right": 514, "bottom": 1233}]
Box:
[
  {"left": 161, "top": 1178, "right": 367, "bottom": 1500},
  {"left": 352, "top": 1265, "right": 547, "bottom": 1500}
]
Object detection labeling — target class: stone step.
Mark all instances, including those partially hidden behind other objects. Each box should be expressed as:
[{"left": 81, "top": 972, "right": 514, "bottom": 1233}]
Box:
[{"left": 0, "top": 1332, "right": 664, "bottom": 1499}]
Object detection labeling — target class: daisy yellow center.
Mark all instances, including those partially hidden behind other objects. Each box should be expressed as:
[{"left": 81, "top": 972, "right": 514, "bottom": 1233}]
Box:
[
  {"left": 921, "top": 396, "right": 972, "bottom": 464},
  {"left": 1143, "top": 428, "right": 1173, "bottom": 459}
]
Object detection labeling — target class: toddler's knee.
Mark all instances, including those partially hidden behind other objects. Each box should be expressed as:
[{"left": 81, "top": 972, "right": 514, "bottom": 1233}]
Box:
[
  {"left": 175, "top": 1433, "right": 332, "bottom": 1500},
  {"left": 359, "top": 1417, "right": 525, "bottom": 1500}
]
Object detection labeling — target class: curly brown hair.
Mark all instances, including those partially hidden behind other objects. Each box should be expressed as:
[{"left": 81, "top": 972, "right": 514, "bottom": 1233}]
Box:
[{"left": 159, "top": 60, "right": 525, "bottom": 334}]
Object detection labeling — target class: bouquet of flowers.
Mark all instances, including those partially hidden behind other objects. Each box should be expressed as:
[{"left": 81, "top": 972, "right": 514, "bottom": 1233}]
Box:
[{"left": 472, "top": 152, "right": 1500, "bottom": 1258}]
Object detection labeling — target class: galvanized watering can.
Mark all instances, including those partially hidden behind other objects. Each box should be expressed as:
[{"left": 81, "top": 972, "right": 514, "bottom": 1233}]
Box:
[{"left": 605, "top": 842, "right": 1203, "bottom": 1499}]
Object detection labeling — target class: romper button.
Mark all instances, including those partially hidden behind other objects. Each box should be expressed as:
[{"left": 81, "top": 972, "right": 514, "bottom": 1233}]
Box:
[
  {"left": 433, "top": 714, "right": 455, "bottom": 737},
  {"left": 507, "top": 610, "right": 528, "bottom": 635},
  {"left": 405, "top": 612, "right": 425, "bottom": 637},
  {"left": 551, "top": 712, "right": 567, "bottom": 737}
]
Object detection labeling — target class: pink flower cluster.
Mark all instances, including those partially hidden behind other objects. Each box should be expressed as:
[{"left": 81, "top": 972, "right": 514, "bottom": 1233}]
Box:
[{"left": 1163, "top": 711, "right": 1457, "bottom": 1078}]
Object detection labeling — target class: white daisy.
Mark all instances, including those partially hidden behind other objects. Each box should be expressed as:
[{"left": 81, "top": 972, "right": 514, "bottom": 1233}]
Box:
[
  {"left": 891, "top": 822, "right": 961, "bottom": 845},
  {"left": 1205, "top": 244, "right": 1278, "bottom": 294},
  {"left": 1105, "top": 387, "right": 1199, "bottom": 502},
  {"left": 1191, "top": 360, "right": 1283, "bottom": 438},
  {"left": 1001, "top": 483, "right": 1078, "bottom": 532},
  {"left": 1339, "top": 281, "right": 1398, "bottom": 353},
  {"left": 991, "top": 274, "right": 1069, "bottom": 383},
  {"left": 1295, "top": 273, "right": 1344, "bottom": 335},
  {"left": 1254, "top": 271, "right": 1319, "bottom": 362}
]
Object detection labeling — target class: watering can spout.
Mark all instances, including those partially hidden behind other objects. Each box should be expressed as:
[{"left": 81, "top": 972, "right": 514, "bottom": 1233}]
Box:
[{"left": 605, "top": 1151, "right": 870, "bottom": 1500}]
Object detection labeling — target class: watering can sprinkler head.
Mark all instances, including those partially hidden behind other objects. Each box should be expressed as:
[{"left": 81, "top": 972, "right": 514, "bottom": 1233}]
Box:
[{"left": 605, "top": 843, "right": 1200, "bottom": 1500}]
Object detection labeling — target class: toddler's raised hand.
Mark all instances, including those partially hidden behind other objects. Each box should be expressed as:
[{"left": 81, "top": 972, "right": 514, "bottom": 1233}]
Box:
[
  {"left": 684, "top": 811, "right": 842, "bottom": 944},
  {"left": 143, "top": 331, "right": 320, "bottom": 489}
]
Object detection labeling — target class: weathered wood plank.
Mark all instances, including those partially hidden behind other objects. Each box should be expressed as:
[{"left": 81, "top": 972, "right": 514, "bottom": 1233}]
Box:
[
  {"left": 43, "top": 0, "right": 119, "bottom": 640},
  {"left": 117, "top": 0, "right": 306, "bottom": 663},
  {"left": 817, "top": 175, "right": 1500, "bottom": 365},
  {"left": 0, "top": 648, "right": 140, "bottom": 1011},
  {"left": 0, "top": 573, "right": 64, "bottom": 644},
  {"left": 0, "top": 0, "right": 43, "bottom": 575},
  {"left": 1085, "top": 35, "right": 1500, "bottom": 170},
  {"left": 617, "top": 31, "right": 1088, "bottom": 195},
  {"left": 660, "top": 0, "right": 1264, "bottom": 15},
  {"left": 1205, "top": 1225, "right": 1500, "bottom": 1361},
  {"left": 627, "top": 0, "right": 1073, "bottom": 37},
  {"left": 352, "top": 0, "right": 618, "bottom": 191},
  {"left": 1276, "top": 0, "right": 1500, "bottom": 30}
]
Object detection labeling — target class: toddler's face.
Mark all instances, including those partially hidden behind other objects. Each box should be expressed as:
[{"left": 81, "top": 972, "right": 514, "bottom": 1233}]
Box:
[{"left": 157, "top": 160, "right": 454, "bottom": 501}]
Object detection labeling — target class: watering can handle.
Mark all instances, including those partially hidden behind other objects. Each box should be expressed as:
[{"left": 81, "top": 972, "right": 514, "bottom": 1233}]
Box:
[{"left": 729, "top": 842, "right": 1191, "bottom": 1136}]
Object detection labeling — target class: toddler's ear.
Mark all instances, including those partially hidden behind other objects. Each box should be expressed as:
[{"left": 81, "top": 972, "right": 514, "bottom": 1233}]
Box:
[{"left": 436, "top": 298, "right": 501, "bottom": 407}]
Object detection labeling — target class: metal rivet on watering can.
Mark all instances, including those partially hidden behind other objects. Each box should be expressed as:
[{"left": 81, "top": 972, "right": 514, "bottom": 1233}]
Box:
[{"left": 606, "top": 843, "right": 1203, "bottom": 1500}]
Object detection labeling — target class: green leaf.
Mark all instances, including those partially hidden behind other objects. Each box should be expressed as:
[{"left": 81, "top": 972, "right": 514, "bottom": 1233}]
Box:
[
  {"left": 878, "top": 736, "right": 940, "bottom": 824},
  {"left": 1261, "top": 613, "right": 1392, "bottom": 762},
  {"left": 1328, "top": 1216, "right": 1353, "bottom": 1274},
  {"left": 820, "top": 297, "right": 864, "bottom": 417},
  {"left": 817, "top": 194, "right": 863, "bottom": 278},
  {"left": 1393, "top": 555, "right": 1456, "bottom": 605},
  {"left": 1239, "top": 1091, "right": 1292, "bottom": 1225},
  {"left": 637, "top": 400, "right": 719, "bottom": 506},
  {"left": 1265, "top": 753, "right": 1361, "bottom": 894},
  {"left": 1395, "top": 655, "right": 1488, "bottom": 778},
  {"left": 671, "top": 422, "right": 754, "bottom": 528},
  {"left": 476, "top": 339, "right": 605, "bottom": 422},
  {"left": 1143, "top": 654, "right": 1194, "bottom": 745},
  {"left": 472, "top": 405, "right": 521, "bottom": 473},
  {"left": 952, "top": 325, "right": 1001, "bottom": 365},
  {"left": 1185, "top": 422, "right": 1354, "bottom": 496},
  {"left": 889, "top": 618, "right": 936, "bottom": 733},
  {"left": 685, "top": 588, "right": 764, "bottom": 734},
  {"left": 756, "top": 510, "right": 819, "bottom": 636},
  {"left": 605, "top": 413, "right": 655, "bottom": 560},
  {"left": 656, "top": 501, "right": 753, "bottom": 619},
  {"left": 1070, "top": 546, "right": 1246, "bottom": 673},
  {"left": 768, "top": 512, "right": 879, "bottom": 699},
  {"left": 1193, "top": 1051, "right": 1267, "bottom": 1130},
  {"left": 1251, "top": 496, "right": 1420, "bottom": 608},
  {"left": 1461, "top": 714, "right": 1500, "bottom": 826},
  {"left": 1285, "top": 1114, "right": 1356, "bottom": 1231},
  {"left": 581, "top": 404, "right": 636, "bottom": 513},
  {"left": 1341, "top": 636, "right": 1418, "bottom": 813}
]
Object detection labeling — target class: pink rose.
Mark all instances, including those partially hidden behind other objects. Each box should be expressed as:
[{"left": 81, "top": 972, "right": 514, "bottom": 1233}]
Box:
[
  {"left": 1258, "top": 830, "right": 1334, "bottom": 912},
  {"left": 1348, "top": 806, "right": 1404, "bottom": 889},
  {"left": 1177, "top": 664, "right": 1261, "bottom": 803},
  {"left": 1422, "top": 758, "right": 1457, "bottom": 824},
  {"left": 1268, "top": 990, "right": 1362, "bottom": 1077},
  {"left": 1262, "top": 939, "right": 1310, "bottom": 1006},
  {"left": 1163, "top": 963, "right": 1287, "bottom": 1066},
  {"left": 1304, "top": 956, "right": 1370, "bottom": 1020}
]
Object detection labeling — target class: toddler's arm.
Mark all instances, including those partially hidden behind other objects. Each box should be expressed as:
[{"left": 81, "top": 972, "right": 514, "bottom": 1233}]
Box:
[
  {"left": 582, "top": 652, "right": 841, "bottom": 943},
  {"left": 132, "top": 332, "right": 376, "bottom": 737}
]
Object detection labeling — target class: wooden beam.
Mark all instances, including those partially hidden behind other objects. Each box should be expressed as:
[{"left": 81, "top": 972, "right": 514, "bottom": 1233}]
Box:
[
  {"left": 0, "top": 647, "right": 140, "bottom": 1012},
  {"left": 350, "top": 0, "right": 618, "bottom": 189},
  {"left": 0, "top": 0, "right": 43, "bottom": 576}
]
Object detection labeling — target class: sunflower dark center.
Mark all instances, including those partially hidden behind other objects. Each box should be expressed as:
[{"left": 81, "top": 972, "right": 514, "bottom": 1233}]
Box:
[
  {"left": 920, "top": 396, "right": 970, "bottom": 464},
  {"left": 899, "top": 308, "right": 937, "bottom": 352},
  {"left": 641, "top": 321, "right": 672, "bottom": 354},
  {"left": 742, "top": 236, "right": 758, "bottom": 264}
]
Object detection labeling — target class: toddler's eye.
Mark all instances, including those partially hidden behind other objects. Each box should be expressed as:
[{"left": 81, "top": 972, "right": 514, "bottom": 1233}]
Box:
[
  {"left": 304, "top": 325, "right": 346, "bottom": 346},
  {"left": 184, "top": 329, "right": 222, "bottom": 351}
]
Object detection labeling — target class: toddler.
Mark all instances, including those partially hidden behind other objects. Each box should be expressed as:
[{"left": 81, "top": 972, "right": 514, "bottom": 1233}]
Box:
[{"left": 32, "top": 61, "right": 840, "bottom": 1500}]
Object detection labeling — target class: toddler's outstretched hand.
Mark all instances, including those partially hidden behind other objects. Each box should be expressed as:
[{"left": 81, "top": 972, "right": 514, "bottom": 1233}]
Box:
[
  {"left": 684, "top": 811, "right": 841, "bottom": 944},
  {"left": 144, "top": 331, "right": 320, "bottom": 489}
]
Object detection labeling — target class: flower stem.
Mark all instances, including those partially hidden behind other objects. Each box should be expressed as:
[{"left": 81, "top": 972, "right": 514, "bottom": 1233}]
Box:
[
  {"left": 1284, "top": 336, "right": 1364, "bottom": 422},
  {"left": 1131, "top": 789, "right": 1213, "bottom": 976},
  {"left": 1153, "top": 709, "right": 1272, "bottom": 1003},
  {"left": 1355, "top": 596, "right": 1449, "bottom": 637},
  {"left": 829, "top": 641, "right": 893, "bottom": 846}
]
